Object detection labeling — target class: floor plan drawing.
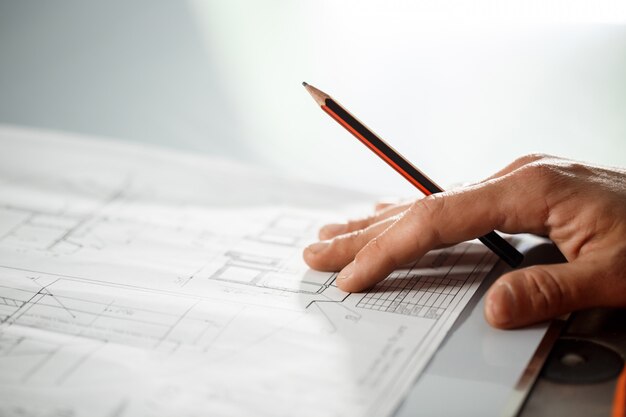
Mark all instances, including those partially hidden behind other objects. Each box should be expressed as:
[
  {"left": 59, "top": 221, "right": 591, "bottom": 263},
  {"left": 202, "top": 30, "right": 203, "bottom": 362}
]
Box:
[
  {"left": 355, "top": 244, "right": 493, "bottom": 319},
  {"left": 0, "top": 125, "right": 503, "bottom": 417}
]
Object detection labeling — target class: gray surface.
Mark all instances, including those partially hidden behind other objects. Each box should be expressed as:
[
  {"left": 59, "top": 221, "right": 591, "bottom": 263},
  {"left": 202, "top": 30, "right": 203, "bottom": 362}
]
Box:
[
  {"left": 519, "top": 309, "right": 626, "bottom": 417},
  {"left": 395, "top": 236, "right": 555, "bottom": 417},
  {"left": 0, "top": 1, "right": 248, "bottom": 159},
  {"left": 1, "top": 2, "right": 625, "bottom": 196}
]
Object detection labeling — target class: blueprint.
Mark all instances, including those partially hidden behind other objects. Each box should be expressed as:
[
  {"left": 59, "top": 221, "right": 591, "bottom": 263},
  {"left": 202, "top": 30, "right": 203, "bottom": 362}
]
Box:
[{"left": 0, "top": 125, "right": 500, "bottom": 417}]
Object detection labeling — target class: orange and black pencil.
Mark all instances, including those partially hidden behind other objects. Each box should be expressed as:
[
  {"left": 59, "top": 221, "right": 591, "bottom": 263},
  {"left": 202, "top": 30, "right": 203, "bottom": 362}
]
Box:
[{"left": 303, "top": 82, "right": 524, "bottom": 268}]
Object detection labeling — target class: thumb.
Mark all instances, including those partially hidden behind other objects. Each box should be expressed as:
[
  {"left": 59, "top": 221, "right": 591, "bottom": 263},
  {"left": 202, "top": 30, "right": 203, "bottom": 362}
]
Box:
[{"left": 484, "top": 261, "right": 600, "bottom": 329}]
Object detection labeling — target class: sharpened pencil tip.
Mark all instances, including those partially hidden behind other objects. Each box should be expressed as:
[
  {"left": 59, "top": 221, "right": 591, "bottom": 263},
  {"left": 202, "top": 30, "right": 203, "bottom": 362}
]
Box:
[{"left": 301, "top": 82, "right": 329, "bottom": 106}]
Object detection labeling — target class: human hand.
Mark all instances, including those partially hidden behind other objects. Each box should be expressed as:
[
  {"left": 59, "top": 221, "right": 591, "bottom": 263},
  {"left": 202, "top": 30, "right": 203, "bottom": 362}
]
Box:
[{"left": 303, "top": 154, "right": 626, "bottom": 328}]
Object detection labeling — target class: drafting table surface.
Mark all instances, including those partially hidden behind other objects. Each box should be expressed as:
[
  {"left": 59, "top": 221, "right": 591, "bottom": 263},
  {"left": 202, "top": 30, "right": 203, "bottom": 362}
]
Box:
[{"left": 396, "top": 239, "right": 556, "bottom": 417}]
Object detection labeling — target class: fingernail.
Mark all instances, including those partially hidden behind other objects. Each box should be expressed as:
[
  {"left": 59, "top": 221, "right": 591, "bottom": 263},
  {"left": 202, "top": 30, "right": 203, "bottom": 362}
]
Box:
[
  {"left": 306, "top": 240, "right": 330, "bottom": 254},
  {"left": 488, "top": 282, "right": 515, "bottom": 326},
  {"left": 321, "top": 223, "right": 346, "bottom": 236},
  {"left": 337, "top": 261, "right": 355, "bottom": 282}
]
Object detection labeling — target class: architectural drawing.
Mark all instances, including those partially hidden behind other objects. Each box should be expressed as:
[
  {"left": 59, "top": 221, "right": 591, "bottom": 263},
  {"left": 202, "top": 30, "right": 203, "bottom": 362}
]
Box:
[{"left": 0, "top": 125, "right": 502, "bottom": 417}]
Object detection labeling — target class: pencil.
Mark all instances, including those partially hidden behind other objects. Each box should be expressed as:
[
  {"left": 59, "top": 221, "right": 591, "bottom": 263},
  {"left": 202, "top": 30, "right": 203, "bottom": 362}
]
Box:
[{"left": 303, "top": 82, "right": 524, "bottom": 268}]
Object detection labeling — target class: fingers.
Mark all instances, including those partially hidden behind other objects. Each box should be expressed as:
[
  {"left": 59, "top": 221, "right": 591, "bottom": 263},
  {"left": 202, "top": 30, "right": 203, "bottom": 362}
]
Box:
[
  {"left": 304, "top": 153, "right": 626, "bottom": 329},
  {"left": 318, "top": 153, "right": 559, "bottom": 242},
  {"left": 484, "top": 255, "right": 624, "bottom": 328},
  {"left": 332, "top": 196, "right": 453, "bottom": 292},
  {"left": 305, "top": 215, "right": 400, "bottom": 271},
  {"left": 307, "top": 156, "right": 569, "bottom": 294},
  {"left": 331, "top": 176, "right": 553, "bottom": 292},
  {"left": 318, "top": 202, "right": 411, "bottom": 240}
]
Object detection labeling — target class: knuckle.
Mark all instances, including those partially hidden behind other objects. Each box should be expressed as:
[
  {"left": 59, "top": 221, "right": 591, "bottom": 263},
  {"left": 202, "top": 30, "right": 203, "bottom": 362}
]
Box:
[
  {"left": 328, "top": 235, "right": 349, "bottom": 257},
  {"left": 335, "top": 229, "right": 364, "bottom": 249},
  {"left": 513, "top": 153, "right": 551, "bottom": 167},
  {"left": 409, "top": 194, "right": 445, "bottom": 222},
  {"left": 508, "top": 161, "right": 575, "bottom": 226},
  {"left": 406, "top": 195, "right": 444, "bottom": 243},
  {"left": 562, "top": 161, "right": 594, "bottom": 177},
  {"left": 516, "top": 161, "right": 564, "bottom": 186},
  {"left": 524, "top": 268, "right": 567, "bottom": 316},
  {"left": 350, "top": 228, "right": 369, "bottom": 245},
  {"left": 362, "top": 235, "right": 384, "bottom": 257},
  {"left": 338, "top": 228, "right": 375, "bottom": 257},
  {"left": 358, "top": 236, "right": 396, "bottom": 270},
  {"left": 346, "top": 216, "right": 372, "bottom": 232}
]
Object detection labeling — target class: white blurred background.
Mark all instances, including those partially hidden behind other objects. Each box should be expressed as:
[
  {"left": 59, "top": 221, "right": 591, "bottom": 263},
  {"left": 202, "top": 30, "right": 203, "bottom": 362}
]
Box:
[{"left": 1, "top": 1, "right": 625, "bottom": 196}]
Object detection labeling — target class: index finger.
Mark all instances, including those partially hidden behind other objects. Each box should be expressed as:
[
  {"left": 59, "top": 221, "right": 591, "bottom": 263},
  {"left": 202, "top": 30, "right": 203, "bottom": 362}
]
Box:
[{"left": 336, "top": 172, "right": 550, "bottom": 292}]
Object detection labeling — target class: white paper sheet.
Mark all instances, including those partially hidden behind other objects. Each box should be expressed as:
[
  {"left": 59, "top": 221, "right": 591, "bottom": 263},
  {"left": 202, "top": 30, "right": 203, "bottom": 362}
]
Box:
[{"left": 0, "top": 125, "right": 499, "bottom": 417}]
